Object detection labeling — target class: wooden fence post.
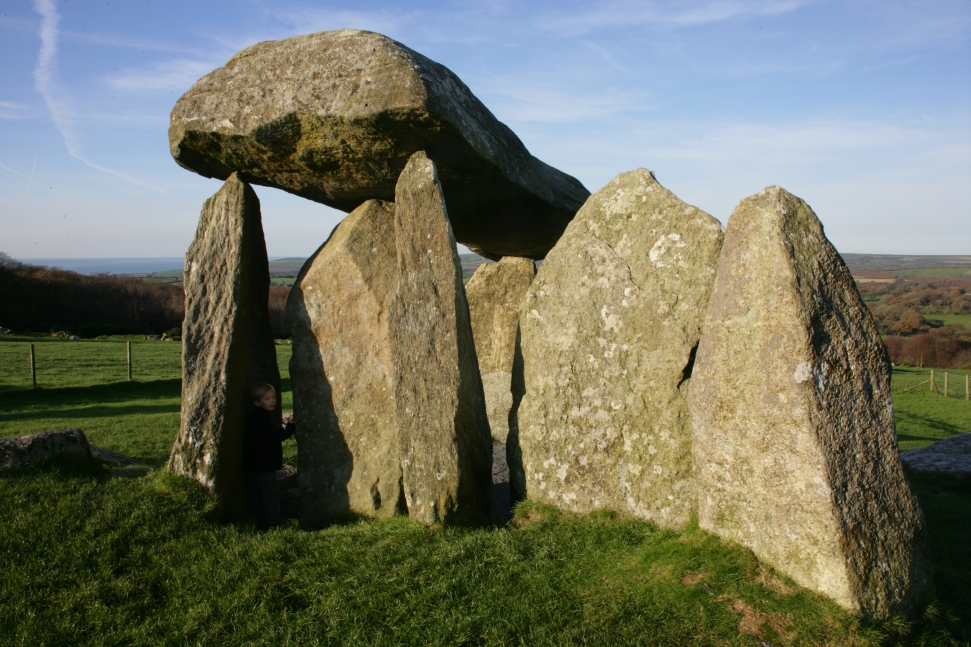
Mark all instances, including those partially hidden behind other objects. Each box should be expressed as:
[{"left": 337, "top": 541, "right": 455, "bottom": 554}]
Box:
[
  {"left": 967, "top": 374, "right": 970, "bottom": 401},
  {"left": 944, "top": 372, "right": 949, "bottom": 397},
  {"left": 930, "top": 369, "right": 935, "bottom": 392},
  {"left": 127, "top": 341, "right": 132, "bottom": 381},
  {"left": 29, "top": 344, "right": 36, "bottom": 388}
]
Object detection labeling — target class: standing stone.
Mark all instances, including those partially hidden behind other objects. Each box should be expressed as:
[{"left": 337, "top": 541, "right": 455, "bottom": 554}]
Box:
[
  {"left": 287, "top": 199, "right": 402, "bottom": 527},
  {"left": 466, "top": 257, "right": 536, "bottom": 444},
  {"left": 389, "top": 151, "right": 496, "bottom": 525},
  {"left": 169, "top": 29, "right": 589, "bottom": 260},
  {"left": 168, "top": 174, "right": 281, "bottom": 521},
  {"left": 689, "top": 186, "right": 933, "bottom": 618},
  {"left": 517, "top": 169, "right": 723, "bottom": 529}
]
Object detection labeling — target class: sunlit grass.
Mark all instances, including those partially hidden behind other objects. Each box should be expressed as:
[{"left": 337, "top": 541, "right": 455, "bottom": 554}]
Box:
[{"left": 0, "top": 339, "right": 967, "bottom": 644}]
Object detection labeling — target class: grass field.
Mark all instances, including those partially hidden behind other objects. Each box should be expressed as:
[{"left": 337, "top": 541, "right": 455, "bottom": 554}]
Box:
[
  {"left": 923, "top": 314, "right": 971, "bottom": 330},
  {"left": 0, "top": 338, "right": 968, "bottom": 645}
]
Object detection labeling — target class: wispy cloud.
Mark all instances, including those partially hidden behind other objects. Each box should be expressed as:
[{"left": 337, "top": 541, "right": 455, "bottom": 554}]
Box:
[
  {"left": 257, "top": 3, "right": 403, "bottom": 36},
  {"left": 61, "top": 30, "right": 209, "bottom": 56},
  {"left": 105, "top": 58, "right": 226, "bottom": 93},
  {"left": 31, "top": 0, "right": 163, "bottom": 192},
  {"left": 0, "top": 101, "right": 32, "bottom": 119},
  {"left": 542, "top": 0, "right": 808, "bottom": 35}
]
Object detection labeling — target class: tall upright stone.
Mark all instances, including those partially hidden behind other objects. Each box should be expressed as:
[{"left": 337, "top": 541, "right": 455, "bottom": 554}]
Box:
[
  {"left": 287, "top": 200, "right": 402, "bottom": 527},
  {"left": 517, "top": 169, "right": 723, "bottom": 529},
  {"left": 168, "top": 174, "right": 281, "bottom": 520},
  {"left": 689, "top": 186, "right": 933, "bottom": 618},
  {"left": 389, "top": 151, "right": 496, "bottom": 525},
  {"left": 466, "top": 257, "right": 536, "bottom": 444}
]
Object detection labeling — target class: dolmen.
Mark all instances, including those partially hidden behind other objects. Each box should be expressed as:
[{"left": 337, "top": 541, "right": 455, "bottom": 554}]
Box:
[{"left": 165, "top": 28, "right": 933, "bottom": 619}]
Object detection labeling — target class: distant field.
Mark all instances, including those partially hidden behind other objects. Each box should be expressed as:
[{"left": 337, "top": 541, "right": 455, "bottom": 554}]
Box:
[
  {"left": 896, "top": 268, "right": 971, "bottom": 279},
  {"left": 924, "top": 314, "right": 971, "bottom": 329}
]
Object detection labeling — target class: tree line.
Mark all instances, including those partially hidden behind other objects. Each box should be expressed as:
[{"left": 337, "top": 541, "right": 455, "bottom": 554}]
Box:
[
  {"left": 0, "top": 253, "right": 291, "bottom": 338},
  {"left": 858, "top": 276, "right": 971, "bottom": 369}
]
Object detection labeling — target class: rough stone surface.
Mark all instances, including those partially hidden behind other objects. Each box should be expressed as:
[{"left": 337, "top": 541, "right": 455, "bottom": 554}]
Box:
[
  {"left": 688, "top": 186, "right": 933, "bottom": 619},
  {"left": 0, "top": 428, "right": 92, "bottom": 469},
  {"left": 389, "top": 151, "right": 496, "bottom": 525},
  {"left": 516, "top": 169, "right": 723, "bottom": 529},
  {"left": 287, "top": 199, "right": 403, "bottom": 526},
  {"left": 466, "top": 257, "right": 535, "bottom": 444},
  {"left": 901, "top": 433, "right": 971, "bottom": 475},
  {"left": 168, "top": 174, "right": 281, "bottom": 521},
  {"left": 169, "top": 29, "right": 589, "bottom": 260}
]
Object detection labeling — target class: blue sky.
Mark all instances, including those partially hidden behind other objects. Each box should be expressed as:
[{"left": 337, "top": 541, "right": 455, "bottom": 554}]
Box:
[{"left": 1, "top": 0, "right": 969, "bottom": 259}]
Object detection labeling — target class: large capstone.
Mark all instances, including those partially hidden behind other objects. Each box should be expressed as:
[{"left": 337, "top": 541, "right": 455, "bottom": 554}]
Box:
[
  {"left": 516, "top": 169, "right": 723, "bottom": 529},
  {"left": 389, "top": 150, "right": 496, "bottom": 525},
  {"left": 688, "top": 186, "right": 933, "bottom": 619},
  {"left": 466, "top": 256, "right": 535, "bottom": 445},
  {"left": 169, "top": 29, "right": 589, "bottom": 260},
  {"left": 287, "top": 199, "right": 402, "bottom": 526},
  {"left": 168, "top": 174, "right": 281, "bottom": 521}
]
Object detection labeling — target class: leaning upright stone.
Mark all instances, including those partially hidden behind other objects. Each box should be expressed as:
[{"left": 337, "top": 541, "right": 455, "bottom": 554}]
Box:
[
  {"left": 466, "top": 257, "right": 536, "bottom": 445},
  {"left": 168, "top": 174, "right": 281, "bottom": 521},
  {"left": 517, "top": 169, "right": 723, "bottom": 529},
  {"left": 389, "top": 151, "right": 496, "bottom": 525},
  {"left": 689, "top": 186, "right": 933, "bottom": 619},
  {"left": 287, "top": 199, "right": 402, "bottom": 527}
]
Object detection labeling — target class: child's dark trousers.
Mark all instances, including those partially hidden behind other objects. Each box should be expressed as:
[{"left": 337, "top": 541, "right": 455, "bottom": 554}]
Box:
[{"left": 247, "top": 471, "right": 281, "bottom": 527}]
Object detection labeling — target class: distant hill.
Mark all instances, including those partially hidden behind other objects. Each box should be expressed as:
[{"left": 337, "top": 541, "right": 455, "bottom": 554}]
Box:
[
  {"left": 843, "top": 254, "right": 971, "bottom": 281},
  {"left": 144, "top": 253, "right": 494, "bottom": 286},
  {"left": 134, "top": 253, "right": 971, "bottom": 286}
]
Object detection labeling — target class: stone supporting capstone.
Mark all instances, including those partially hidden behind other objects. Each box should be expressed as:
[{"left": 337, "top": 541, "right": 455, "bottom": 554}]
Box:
[
  {"left": 287, "top": 199, "right": 403, "bottom": 527},
  {"left": 466, "top": 257, "right": 536, "bottom": 445},
  {"left": 389, "top": 150, "right": 497, "bottom": 525},
  {"left": 168, "top": 174, "right": 281, "bottom": 521}
]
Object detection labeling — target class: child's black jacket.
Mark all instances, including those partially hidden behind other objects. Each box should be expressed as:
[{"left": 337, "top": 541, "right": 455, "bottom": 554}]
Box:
[{"left": 243, "top": 407, "right": 295, "bottom": 474}]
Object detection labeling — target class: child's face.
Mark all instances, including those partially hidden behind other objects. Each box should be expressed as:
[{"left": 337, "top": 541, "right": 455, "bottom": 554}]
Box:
[{"left": 255, "top": 390, "right": 276, "bottom": 411}]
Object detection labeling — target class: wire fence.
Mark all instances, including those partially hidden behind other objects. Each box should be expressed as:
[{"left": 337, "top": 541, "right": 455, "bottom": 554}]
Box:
[{"left": 0, "top": 339, "right": 295, "bottom": 391}]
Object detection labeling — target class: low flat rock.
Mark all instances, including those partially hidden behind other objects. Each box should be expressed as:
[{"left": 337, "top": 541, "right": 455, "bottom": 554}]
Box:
[
  {"left": 169, "top": 29, "right": 589, "bottom": 260},
  {"left": 0, "top": 428, "right": 92, "bottom": 469},
  {"left": 168, "top": 174, "right": 281, "bottom": 521},
  {"left": 516, "top": 169, "right": 724, "bottom": 529},
  {"left": 287, "top": 199, "right": 403, "bottom": 526},
  {"left": 466, "top": 257, "right": 535, "bottom": 444},
  {"left": 689, "top": 186, "right": 933, "bottom": 619},
  {"left": 901, "top": 433, "right": 971, "bottom": 474},
  {"left": 389, "top": 151, "right": 496, "bottom": 525}
]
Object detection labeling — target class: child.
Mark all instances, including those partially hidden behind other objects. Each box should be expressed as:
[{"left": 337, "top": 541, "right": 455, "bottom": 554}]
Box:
[{"left": 244, "top": 382, "right": 295, "bottom": 528}]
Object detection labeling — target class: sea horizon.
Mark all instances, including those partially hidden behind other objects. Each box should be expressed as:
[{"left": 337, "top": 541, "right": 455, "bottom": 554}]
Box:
[{"left": 14, "top": 257, "right": 299, "bottom": 275}]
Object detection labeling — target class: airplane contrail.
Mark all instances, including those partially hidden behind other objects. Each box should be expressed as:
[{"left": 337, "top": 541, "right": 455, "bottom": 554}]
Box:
[
  {"left": 0, "top": 161, "right": 22, "bottom": 177},
  {"left": 32, "top": 0, "right": 164, "bottom": 193}
]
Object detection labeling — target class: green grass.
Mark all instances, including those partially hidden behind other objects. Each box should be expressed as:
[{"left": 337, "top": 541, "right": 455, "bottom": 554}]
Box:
[
  {"left": 0, "top": 339, "right": 968, "bottom": 645},
  {"left": 0, "top": 338, "right": 295, "bottom": 467},
  {"left": 923, "top": 314, "right": 971, "bottom": 330},
  {"left": 891, "top": 367, "right": 971, "bottom": 451},
  {"left": 895, "top": 268, "right": 971, "bottom": 279}
]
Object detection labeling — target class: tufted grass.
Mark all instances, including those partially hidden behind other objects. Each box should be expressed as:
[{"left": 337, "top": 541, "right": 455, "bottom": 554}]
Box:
[{"left": 0, "top": 338, "right": 968, "bottom": 645}]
